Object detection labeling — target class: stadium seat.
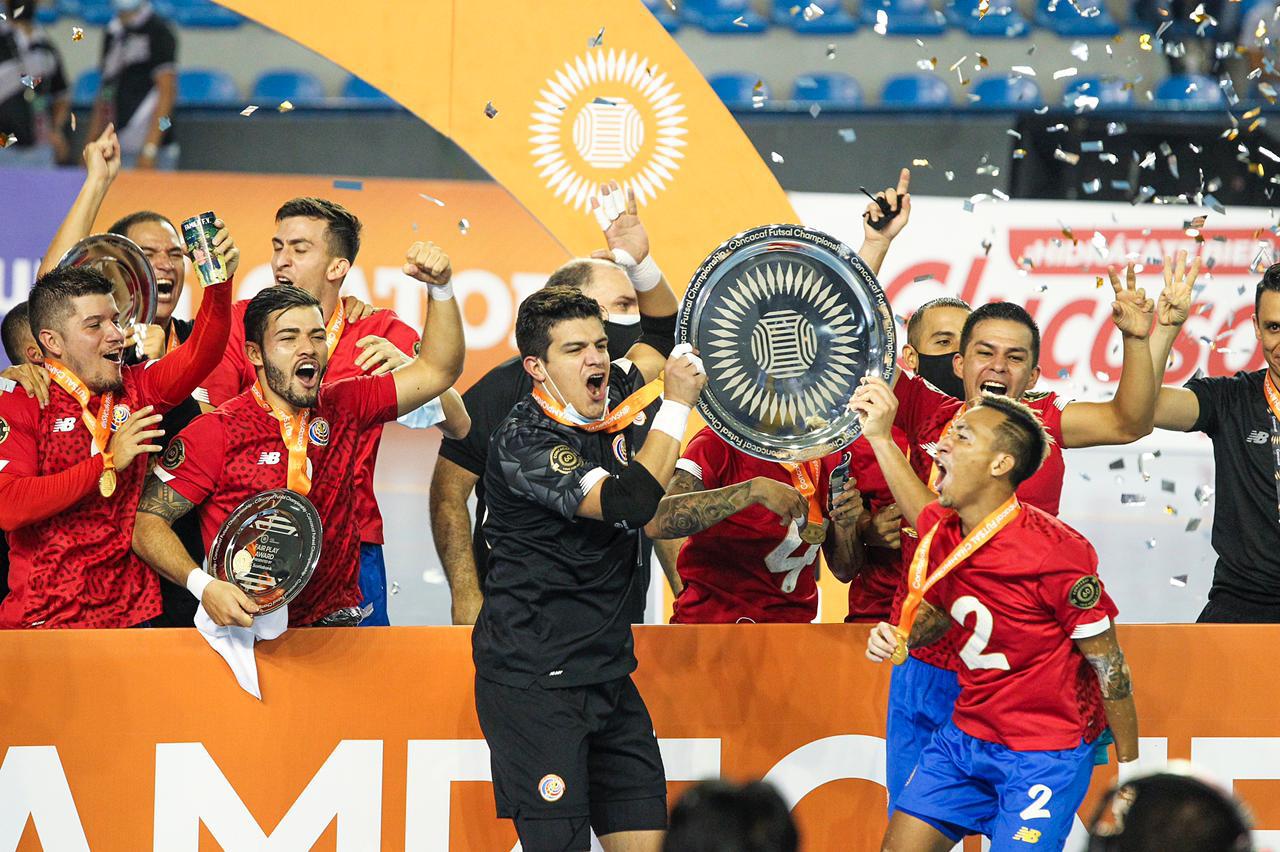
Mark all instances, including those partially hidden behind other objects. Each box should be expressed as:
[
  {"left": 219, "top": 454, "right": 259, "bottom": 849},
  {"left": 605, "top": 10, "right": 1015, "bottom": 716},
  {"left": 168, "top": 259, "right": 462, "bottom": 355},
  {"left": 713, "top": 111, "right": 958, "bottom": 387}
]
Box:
[
  {"left": 945, "top": 0, "right": 1029, "bottom": 36},
  {"left": 771, "top": 0, "right": 859, "bottom": 34},
  {"left": 880, "top": 73, "right": 952, "bottom": 108},
  {"left": 166, "top": 0, "right": 243, "bottom": 28},
  {"left": 971, "top": 74, "right": 1043, "bottom": 109},
  {"left": 642, "top": 0, "right": 681, "bottom": 32},
  {"left": 1062, "top": 76, "right": 1133, "bottom": 109},
  {"left": 1153, "top": 73, "right": 1226, "bottom": 108},
  {"left": 55, "top": 0, "right": 80, "bottom": 16},
  {"left": 861, "top": 0, "right": 947, "bottom": 34},
  {"left": 75, "top": 0, "right": 115, "bottom": 25},
  {"left": 341, "top": 76, "right": 399, "bottom": 108},
  {"left": 681, "top": 0, "right": 768, "bottom": 33},
  {"left": 176, "top": 68, "right": 238, "bottom": 107},
  {"left": 1033, "top": 0, "right": 1118, "bottom": 36},
  {"left": 35, "top": 2, "right": 58, "bottom": 23},
  {"left": 791, "top": 72, "right": 863, "bottom": 107},
  {"left": 72, "top": 69, "right": 101, "bottom": 106},
  {"left": 251, "top": 70, "right": 326, "bottom": 106},
  {"left": 708, "top": 72, "right": 768, "bottom": 109}
]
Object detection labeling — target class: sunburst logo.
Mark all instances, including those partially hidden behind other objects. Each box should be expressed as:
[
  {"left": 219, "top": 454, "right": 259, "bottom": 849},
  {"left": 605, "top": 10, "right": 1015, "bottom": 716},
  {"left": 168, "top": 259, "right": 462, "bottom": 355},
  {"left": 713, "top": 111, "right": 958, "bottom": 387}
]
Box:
[{"left": 530, "top": 49, "right": 686, "bottom": 211}]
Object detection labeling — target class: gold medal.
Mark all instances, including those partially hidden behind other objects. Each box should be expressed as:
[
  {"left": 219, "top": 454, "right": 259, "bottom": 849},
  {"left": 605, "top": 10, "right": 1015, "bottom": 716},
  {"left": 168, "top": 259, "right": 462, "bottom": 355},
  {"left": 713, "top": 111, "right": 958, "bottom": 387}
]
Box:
[
  {"left": 799, "top": 518, "right": 829, "bottom": 545},
  {"left": 99, "top": 467, "right": 117, "bottom": 498},
  {"left": 889, "top": 627, "right": 909, "bottom": 665}
]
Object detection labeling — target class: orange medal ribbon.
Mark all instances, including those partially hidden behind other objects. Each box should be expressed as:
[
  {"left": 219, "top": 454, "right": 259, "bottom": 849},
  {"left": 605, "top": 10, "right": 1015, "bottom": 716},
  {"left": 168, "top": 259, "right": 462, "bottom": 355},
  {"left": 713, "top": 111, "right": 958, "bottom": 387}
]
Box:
[
  {"left": 250, "top": 379, "right": 312, "bottom": 496},
  {"left": 44, "top": 359, "right": 117, "bottom": 497},
  {"left": 779, "top": 460, "right": 826, "bottom": 529},
  {"left": 164, "top": 324, "right": 180, "bottom": 356},
  {"left": 891, "top": 494, "right": 1022, "bottom": 665},
  {"left": 1264, "top": 371, "right": 1280, "bottom": 421},
  {"left": 531, "top": 377, "right": 665, "bottom": 434},
  {"left": 325, "top": 298, "right": 346, "bottom": 359}
]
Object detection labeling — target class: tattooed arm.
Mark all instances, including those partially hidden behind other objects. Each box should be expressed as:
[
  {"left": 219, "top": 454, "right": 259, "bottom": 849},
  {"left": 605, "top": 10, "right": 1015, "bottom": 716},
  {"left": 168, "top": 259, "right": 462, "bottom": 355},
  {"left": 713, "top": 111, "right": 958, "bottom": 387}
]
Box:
[
  {"left": 643, "top": 470, "right": 808, "bottom": 540},
  {"left": 132, "top": 477, "right": 258, "bottom": 627},
  {"left": 1076, "top": 626, "right": 1139, "bottom": 762}
]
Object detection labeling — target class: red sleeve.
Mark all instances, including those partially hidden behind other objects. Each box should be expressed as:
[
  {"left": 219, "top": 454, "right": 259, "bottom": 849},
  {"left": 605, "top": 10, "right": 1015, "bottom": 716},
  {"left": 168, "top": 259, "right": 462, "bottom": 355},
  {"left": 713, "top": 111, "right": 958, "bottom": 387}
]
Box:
[
  {"left": 136, "top": 279, "right": 234, "bottom": 410},
  {"left": 1040, "top": 393, "right": 1069, "bottom": 448},
  {"left": 894, "top": 373, "right": 949, "bottom": 443},
  {"left": 0, "top": 394, "right": 103, "bottom": 530},
  {"left": 318, "top": 374, "right": 398, "bottom": 430},
  {"left": 156, "top": 413, "right": 226, "bottom": 506},
  {"left": 678, "top": 427, "right": 733, "bottom": 488},
  {"left": 381, "top": 314, "right": 421, "bottom": 354},
  {"left": 1034, "top": 535, "right": 1119, "bottom": 639}
]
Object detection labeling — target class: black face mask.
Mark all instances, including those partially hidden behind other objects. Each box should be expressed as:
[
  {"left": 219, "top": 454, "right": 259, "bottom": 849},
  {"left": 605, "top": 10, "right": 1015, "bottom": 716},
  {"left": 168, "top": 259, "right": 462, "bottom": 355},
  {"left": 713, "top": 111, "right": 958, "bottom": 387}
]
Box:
[
  {"left": 914, "top": 351, "right": 965, "bottom": 400},
  {"left": 604, "top": 319, "right": 643, "bottom": 361}
]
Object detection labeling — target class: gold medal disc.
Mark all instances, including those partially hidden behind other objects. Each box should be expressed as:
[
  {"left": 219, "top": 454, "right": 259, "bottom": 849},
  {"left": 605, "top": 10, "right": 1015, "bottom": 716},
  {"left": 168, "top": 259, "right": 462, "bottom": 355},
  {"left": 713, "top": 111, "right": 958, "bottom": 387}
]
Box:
[
  {"left": 799, "top": 518, "right": 829, "bottom": 545},
  {"left": 99, "top": 467, "right": 117, "bottom": 498},
  {"left": 890, "top": 638, "right": 909, "bottom": 665}
]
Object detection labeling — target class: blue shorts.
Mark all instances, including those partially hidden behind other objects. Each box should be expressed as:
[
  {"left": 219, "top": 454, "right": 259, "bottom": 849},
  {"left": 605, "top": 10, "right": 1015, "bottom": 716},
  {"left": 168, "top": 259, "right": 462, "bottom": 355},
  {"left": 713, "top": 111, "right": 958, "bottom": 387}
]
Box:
[
  {"left": 357, "top": 543, "right": 389, "bottom": 627},
  {"left": 886, "top": 654, "right": 961, "bottom": 813},
  {"left": 896, "top": 721, "right": 1095, "bottom": 852}
]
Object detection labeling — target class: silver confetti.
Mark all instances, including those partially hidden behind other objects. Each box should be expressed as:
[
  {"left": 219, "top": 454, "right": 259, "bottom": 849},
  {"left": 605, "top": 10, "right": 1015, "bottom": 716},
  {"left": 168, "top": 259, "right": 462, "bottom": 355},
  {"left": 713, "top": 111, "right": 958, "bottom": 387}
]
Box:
[
  {"left": 1170, "top": 574, "right": 1188, "bottom": 587},
  {"left": 770, "top": 151, "right": 784, "bottom": 163},
  {"left": 240, "top": 105, "right": 259, "bottom": 116},
  {"left": 484, "top": 100, "right": 498, "bottom": 118},
  {"left": 838, "top": 128, "right": 856, "bottom": 143},
  {"left": 1162, "top": 479, "right": 1176, "bottom": 493},
  {"left": 390, "top": 581, "right": 400, "bottom": 595},
  {"left": 1145, "top": 538, "right": 1157, "bottom": 549},
  {"left": 1194, "top": 484, "right": 1214, "bottom": 505},
  {"left": 158, "top": 116, "right": 171, "bottom": 132},
  {"left": 1109, "top": 458, "right": 1125, "bottom": 470},
  {"left": 1185, "top": 518, "right": 1202, "bottom": 532},
  {"left": 1121, "top": 494, "right": 1147, "bottom": 505},
  {"left": 1138, "top": 451, "right": 1157, "bottom": 481},
  {"left": 588, "top": 27, "right": 604, "bottom": 48},
  {"left": 1081, "top": 140, "right": 1103, "bottom": 152},
  {"left": 418, "top": 193, "right": 445, "bottom": 206},
  {"left": 458, "top": 218, "right": 471, "bottom": 234}
]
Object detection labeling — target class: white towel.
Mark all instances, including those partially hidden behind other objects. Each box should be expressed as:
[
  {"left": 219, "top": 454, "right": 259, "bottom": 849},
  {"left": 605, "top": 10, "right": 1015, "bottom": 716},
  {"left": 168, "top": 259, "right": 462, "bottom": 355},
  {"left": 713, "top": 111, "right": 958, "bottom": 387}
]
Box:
[{"left": 194, "top": 605, "right": 289, "bottom": 700}]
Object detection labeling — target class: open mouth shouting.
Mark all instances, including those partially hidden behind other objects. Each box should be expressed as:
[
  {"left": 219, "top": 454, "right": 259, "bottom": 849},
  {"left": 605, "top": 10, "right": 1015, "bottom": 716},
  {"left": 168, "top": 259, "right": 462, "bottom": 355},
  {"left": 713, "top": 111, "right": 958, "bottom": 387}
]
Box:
[
  {"left": 156, "top": 277, "right": 176, "bottom": 303},
  {"left": 585, "top": 371, "right": 607, "bottom": 404},
  {"left": 978, "top": 380, "right": 1009, "bottom": 397},
  {"left": 102, "top": 347, "right": 123, "bottom": 367},
  {"left": 933, "top": 456, "right": 951, "bottom": 492},
  {"left": 294, "top": 359, "right": 321, "bottom": 390}
]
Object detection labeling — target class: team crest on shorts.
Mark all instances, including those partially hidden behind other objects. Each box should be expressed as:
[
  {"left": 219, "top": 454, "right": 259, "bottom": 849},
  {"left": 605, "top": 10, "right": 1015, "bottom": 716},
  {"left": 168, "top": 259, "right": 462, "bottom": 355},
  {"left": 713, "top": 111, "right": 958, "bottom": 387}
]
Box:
[
  {"left": 611, "top": 434, "right": 629, "bottom": 465},
  {"left": 549, "top": 445, "right": 583, "bottom": 474},
  {"left": 110, "top": 403, "right": 131, "bottom": 431},
  {"left": 0, "top": 417, "right": 9, "bottom": 444},
  {"left": 538, "top": 773, "right": 566, "bottom": 803},
  {"left": 160, "top": 437, "right": 186, "bottom": 470},
  {"left": 308, "top": 418, "right": 331, "bottom": 447},
  {"left": 1068, "top": 575, "right": 1101, "bottom": 609}
]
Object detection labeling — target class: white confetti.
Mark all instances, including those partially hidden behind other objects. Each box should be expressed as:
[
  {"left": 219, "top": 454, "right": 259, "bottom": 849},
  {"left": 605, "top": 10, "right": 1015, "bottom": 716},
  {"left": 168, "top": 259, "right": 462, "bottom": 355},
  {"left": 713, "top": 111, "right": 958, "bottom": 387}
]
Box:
[
  {"left": 874, "top": 9, "right": 888, "bottom": 33},
  {"left": 1170, "top": 574, "right": 1188, "bottom": 587},
  {"left": 418, "top": 193, "right": 445, "bottom": 206},
  {"left": 838, "top": 128, "right": 856, "bottom": 143},
  {"left": 771, "top": 151, "right": 784, "bottom": 163},
  {"left": 1011, "top": 65, "right": 1037, "bottom": 76},
  {"left": 240, "top": 105, "right": 259, "bottom": 116},
  {"left": 458, "top": 218, "right": 471, "bottom": 234},
  {"left": 1053, "top": 67, "right": 1079, "bottom": 80}
]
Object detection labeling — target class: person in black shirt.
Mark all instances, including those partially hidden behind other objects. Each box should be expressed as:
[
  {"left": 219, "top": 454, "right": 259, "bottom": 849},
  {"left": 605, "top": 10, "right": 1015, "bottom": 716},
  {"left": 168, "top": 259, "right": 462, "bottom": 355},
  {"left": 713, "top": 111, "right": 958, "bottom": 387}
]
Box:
[
  {"left": 473, "top": 188, "right": 705, "bottom": 851},
  {"left": 87, "top": 0, "right": 178, "bottom": 170},
  {"left": 0, "top": 0, "right": 71, "bottom": 167},
  {"left": 1149, "top": 251, "right": 1280, "bottom": 621}
]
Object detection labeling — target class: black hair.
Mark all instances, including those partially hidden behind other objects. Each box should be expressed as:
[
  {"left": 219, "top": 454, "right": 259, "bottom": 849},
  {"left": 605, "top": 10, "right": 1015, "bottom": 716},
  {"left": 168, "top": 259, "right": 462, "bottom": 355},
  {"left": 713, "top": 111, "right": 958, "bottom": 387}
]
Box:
[
  {"left": 2, "top": 302, "right": 32, "bottom": 365},
  {"left": 243, "top": 285, "right": 323, "bottom": 349},
  {"left": 960, "top": 301, "right": 1041, "bottom": 365},
  {"left": 664, "top": 780, "right": 798, "bottom": 852},
  {"left": 973, "top": 393, "right": 1051, "bottom": 487},
  {"left": 28, "top": 266, "right": 115, "bottom": 352},
  {"left": 1088, "top": 773, "right": 1253, "bottom": 852},
  {"left": 6, "top": 0, "right": 31, "bottom": 21},
  {"left": 1255, "top": 263, "right": 1280, "bottom": 315},
  {"left": 515, "top": 287, "right": 605, "bottom": 360},
  {"left": 907, "top": 296, "right": 971, "bottom": 349},
  {"left": 107, "top": 210, "right": 179, "bottom": 239},
  {"left": 545, "top": 258, "right": 611, "bottom": 291},
  {"left": 275, "top": 197, "right": 362, "bottom": 262}
]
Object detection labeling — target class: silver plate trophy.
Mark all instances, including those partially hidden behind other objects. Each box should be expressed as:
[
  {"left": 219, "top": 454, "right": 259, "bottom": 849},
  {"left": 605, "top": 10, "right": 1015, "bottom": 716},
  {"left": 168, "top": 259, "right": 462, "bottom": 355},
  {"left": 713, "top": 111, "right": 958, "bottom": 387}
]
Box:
[
  {"left": 677, "top": 224, "right": 897, "bottom": 462},
  {"left": 206, "top": 489, "right": 322, "bottom": 615},
  {"left": 56, "top": 233, "right": 158, "bottom": 327}
]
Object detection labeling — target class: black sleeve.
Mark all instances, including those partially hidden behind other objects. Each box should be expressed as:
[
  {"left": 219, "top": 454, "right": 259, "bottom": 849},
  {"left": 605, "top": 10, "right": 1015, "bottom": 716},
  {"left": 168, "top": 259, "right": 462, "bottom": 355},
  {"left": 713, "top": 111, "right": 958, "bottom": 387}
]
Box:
[
  {"left": 45, "top": 45, "right": 68, "bottom": 99},
  {"left": 439, "top": 365, "right": 525, "bottom": 476},
  {"left": 637, "top": 311, "right": 676, "bottom": 358},
  {"left": 1185, "top": 373, "right": 1233, "bottom": 436},
  {"left": 149, "top": 20, "right": 176, "bottom": 72},
  {"left": 494, "top": 423, "right": 596, "bottom": 520}
]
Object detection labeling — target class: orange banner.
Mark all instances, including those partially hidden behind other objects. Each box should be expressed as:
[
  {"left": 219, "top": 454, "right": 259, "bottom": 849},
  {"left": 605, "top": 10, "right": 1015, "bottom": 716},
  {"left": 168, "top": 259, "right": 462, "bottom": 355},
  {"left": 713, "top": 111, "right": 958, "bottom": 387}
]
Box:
[{"left": 3, "top": 625, "right": 1279, "bottom": 850}]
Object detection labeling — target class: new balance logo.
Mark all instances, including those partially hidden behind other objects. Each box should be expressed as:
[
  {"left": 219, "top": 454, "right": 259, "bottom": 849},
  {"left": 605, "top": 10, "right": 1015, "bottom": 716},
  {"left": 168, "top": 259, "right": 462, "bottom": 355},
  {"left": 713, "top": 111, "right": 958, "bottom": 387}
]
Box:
[
  {"left": 1012, "top": 827, "right": 1042, "bottom": 844},
  {"left": 257, "top": 451, "right": 282, "bottom": 465},
  {"left": 52, "top": 417, "right": 77, "bottom": 432},
  {"left": 1247, "top": 430, "right": 1269, "bottom": 444}
]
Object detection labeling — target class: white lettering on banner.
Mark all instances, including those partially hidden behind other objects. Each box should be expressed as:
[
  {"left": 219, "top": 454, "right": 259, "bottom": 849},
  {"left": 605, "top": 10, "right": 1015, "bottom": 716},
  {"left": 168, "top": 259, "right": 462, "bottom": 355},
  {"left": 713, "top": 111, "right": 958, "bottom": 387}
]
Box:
[
  {"left": 452, "top": 270, "right": 513, "bottom": 351},
  {"left": 0, "top": 746, "right": 91, "bottom": 852},
  {"left": 0, "top": 258, "right": 39, "bottom": 314},
  {"left": 152, "top": 740, "right": 383, "bottom": 851},
  {"left": 1191, "top": 738, "right": 1280, "bottom": 848}
]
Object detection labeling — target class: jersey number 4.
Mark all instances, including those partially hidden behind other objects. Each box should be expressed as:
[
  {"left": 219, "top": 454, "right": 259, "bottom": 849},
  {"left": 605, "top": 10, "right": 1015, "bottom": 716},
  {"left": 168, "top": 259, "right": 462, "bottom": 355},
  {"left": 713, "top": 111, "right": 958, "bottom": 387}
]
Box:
[
  {"left": 764, "top": 522, "right": 819, "bottom": 594},
  {"left": 951, "top": 595, "right": 1010, "bottom": 671}
]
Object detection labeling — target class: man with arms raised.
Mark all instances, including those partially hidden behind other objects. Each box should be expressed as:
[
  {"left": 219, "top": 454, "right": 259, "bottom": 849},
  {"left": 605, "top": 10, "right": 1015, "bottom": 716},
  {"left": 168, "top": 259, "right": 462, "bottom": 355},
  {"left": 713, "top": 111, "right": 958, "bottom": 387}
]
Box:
[
  {"left": 473, "top": 275, "right": 705, "bottom": 848},
  {"left": 132, "top": 241, "right": 464, "bottom": 628},
  {"left": 864, "top": 393, "right": 1138, "bottom": 852}
]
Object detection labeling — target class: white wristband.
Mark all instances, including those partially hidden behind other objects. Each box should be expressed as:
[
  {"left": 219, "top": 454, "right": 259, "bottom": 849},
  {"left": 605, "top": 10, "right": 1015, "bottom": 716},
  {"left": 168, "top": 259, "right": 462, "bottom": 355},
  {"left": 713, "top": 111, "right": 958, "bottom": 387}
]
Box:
[
  {"left": 186, "top": 568, "right": 214, "bottom": 601},
  {"left": 611, "top": 248, "right": 662, "bottom": 292},
  {"left": 650, "top": 399, "right": 691, "bottom": 441},
  {"left": 428, "top": 282, "right": 454, "bottom": 301}
]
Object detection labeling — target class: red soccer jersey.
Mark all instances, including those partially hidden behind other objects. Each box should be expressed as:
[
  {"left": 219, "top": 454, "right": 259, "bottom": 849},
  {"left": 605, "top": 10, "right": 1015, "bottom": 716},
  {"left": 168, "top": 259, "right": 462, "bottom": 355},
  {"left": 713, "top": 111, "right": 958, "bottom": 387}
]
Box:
[
  {"left": 915, "top": 500, "right": 1116, "bottom": 751},
  {"left": 844, "top": 428, "right": 909, "bottom": 622},
  {"left": 197, "top": 299, "right": 420, "bottom": 545},
  {"left": 890, "top": 374, "right": 1070, "bottom": 671},
  {"left": 160, "top": 373, "right": 398, "bottom": 627},
  {"left": 671, "top": 427, "right": 843, "bottom": 624}
]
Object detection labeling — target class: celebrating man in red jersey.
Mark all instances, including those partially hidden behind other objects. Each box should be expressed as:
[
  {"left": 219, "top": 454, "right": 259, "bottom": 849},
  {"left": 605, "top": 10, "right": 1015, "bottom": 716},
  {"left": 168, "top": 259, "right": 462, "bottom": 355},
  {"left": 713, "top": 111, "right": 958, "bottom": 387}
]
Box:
[
  {"left": 0, "top": 227, "right": 236, "bottom": 629},
  {"left": 196, "top": 197, "right": 466, "bottom": 626},
  {"left": 132, "top": 240, "right": 465, "bottom": 628},
  {"left": 865, "top": 394, "right": 1137, "bottom": 852}
]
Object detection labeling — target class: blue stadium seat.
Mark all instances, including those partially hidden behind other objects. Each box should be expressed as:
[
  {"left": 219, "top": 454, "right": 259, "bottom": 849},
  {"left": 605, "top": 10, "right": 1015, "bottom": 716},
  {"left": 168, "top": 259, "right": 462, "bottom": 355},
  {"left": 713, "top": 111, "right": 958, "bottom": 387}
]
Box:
[
  {"left": 771, "top": 0, "right": 859, "bottom": 33},
  {"left": 251, "top": 70, "right": 326, "bottom": 105},
  {"left": 682, "top": 0, "right": 768, "bottom": 32},
  {"left": 970, "top": 74, "right": 1042, "bottom": 109},
  {"left": 1033, "top": 0, "right": 1118, "bottom": 36},
  {"left": 166, "top": 0, "right": 243, "bottom": 28},
  {"left": 642, "top": 0, "right": 681, "bottom": 32},
  {"left": 176, "top": 68, "right": 238, "bottom": 107},
  {"left": 880, "top": 73, "right": 952, "bottom": 108},
  {"left": 791, "top": 72, "right": 863, "bottom": 107},
  {"left": 35, "top": 2, "right": 59, "bottom": 23},
  {"left": 708, "top": 72, "right": 768, "bottom": 109},
  {"left": 76, "top": 0, "right": 114, "bottom": 25},
  {"left": 945, "top": 0, "right": 1029, "bottom": 36},
  {"left": 1153, "top": 74, "right": 1226, "bottom": 108},
  {"left": 861, "top": 0, "right": 947, "bottom": 34},
  {"left": 56, "top": 0, "right": 81, "bottom": 16},
  {"left": 72, "top": 69, "right": 101, "bottom": 106},
  {"left": 341, "top": 76, "right": 399, "bottom": 108},
  {"left": 1062, "top": 76, "right": 1132, "bottom": 108}
]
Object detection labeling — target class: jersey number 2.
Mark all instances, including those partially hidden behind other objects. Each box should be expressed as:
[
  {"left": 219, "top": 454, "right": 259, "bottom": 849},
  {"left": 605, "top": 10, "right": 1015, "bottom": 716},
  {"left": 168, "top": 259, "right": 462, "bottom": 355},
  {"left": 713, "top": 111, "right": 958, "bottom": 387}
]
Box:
[
  {"left": 764, "top": 522, "right": 819, "bottom": 594},
  {"left": 951, "top": 595, "right": 1010, "bottom": 671}
]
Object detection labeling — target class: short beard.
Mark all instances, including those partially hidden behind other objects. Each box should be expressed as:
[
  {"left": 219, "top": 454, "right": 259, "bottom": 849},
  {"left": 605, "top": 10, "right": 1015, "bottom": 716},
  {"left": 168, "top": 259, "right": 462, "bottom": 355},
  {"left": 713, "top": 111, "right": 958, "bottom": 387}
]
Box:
[
  {"left": 87, "top": 375, "right": 125, "bottom": 395},
  {"left": 264, "top": 358, "right": 319, "bottom": 409}
]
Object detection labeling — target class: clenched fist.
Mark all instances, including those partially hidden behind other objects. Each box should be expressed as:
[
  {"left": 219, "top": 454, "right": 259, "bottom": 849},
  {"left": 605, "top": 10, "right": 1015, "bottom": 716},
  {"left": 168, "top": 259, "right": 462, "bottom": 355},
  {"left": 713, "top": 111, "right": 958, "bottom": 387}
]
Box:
[{"left": 404, "top": 241, "right": 452, "bottom": 287}]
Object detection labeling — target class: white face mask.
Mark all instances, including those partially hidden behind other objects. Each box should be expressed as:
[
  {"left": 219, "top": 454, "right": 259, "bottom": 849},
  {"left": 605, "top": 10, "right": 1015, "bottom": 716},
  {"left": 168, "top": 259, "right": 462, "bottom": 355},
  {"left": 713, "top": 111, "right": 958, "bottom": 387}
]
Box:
[
  {"left": 540, "top": 360, "right": 607, "bottom": 425},
  {"left": 606, "top": 312, "right": 641, "bottom": 326}
]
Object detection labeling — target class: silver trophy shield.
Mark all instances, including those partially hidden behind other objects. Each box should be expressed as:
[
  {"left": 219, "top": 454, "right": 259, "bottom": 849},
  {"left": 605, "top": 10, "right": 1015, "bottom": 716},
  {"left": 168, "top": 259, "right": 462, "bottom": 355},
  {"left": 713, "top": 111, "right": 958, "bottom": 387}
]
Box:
[
  {"left": 57, "top": 233, "right": 159, "bottom": 327},
  {"left": 205, "top": 489, "right": 322, "bottom": 614},
  {"left": 677, "top": 224, "right": 897, "bottom": 462}
]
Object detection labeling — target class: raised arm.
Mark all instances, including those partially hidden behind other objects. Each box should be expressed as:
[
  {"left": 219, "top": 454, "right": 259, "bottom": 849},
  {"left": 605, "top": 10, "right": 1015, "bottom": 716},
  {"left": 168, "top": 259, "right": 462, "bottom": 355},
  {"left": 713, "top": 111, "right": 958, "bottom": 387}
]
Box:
[
  {"left": 1076, "top": 626, "right": 1139, "bottom": 763},
  {"left": 37, "top": 126, "right": 121, "bottom": 276},
  {"left": 1149, "top": 250, "right": 1203, "bottom": 432},
  {"left": 391, "top": 241, "right": 466, "bottom": 416},
  {"left": 849, "top": 377, "right": 934, "bottom": 528},
  {"left": 428, "top": 458, "right": 484, "bottom": 625},
  {"left": 644, "top": 468, "right": 806, "bottom": 540},
  {"left": 857, "top": 167, "right": 912, "bottom": 277},
  {"left": 1059, "top": 264, "right": 1157, "bottom": 448}
]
